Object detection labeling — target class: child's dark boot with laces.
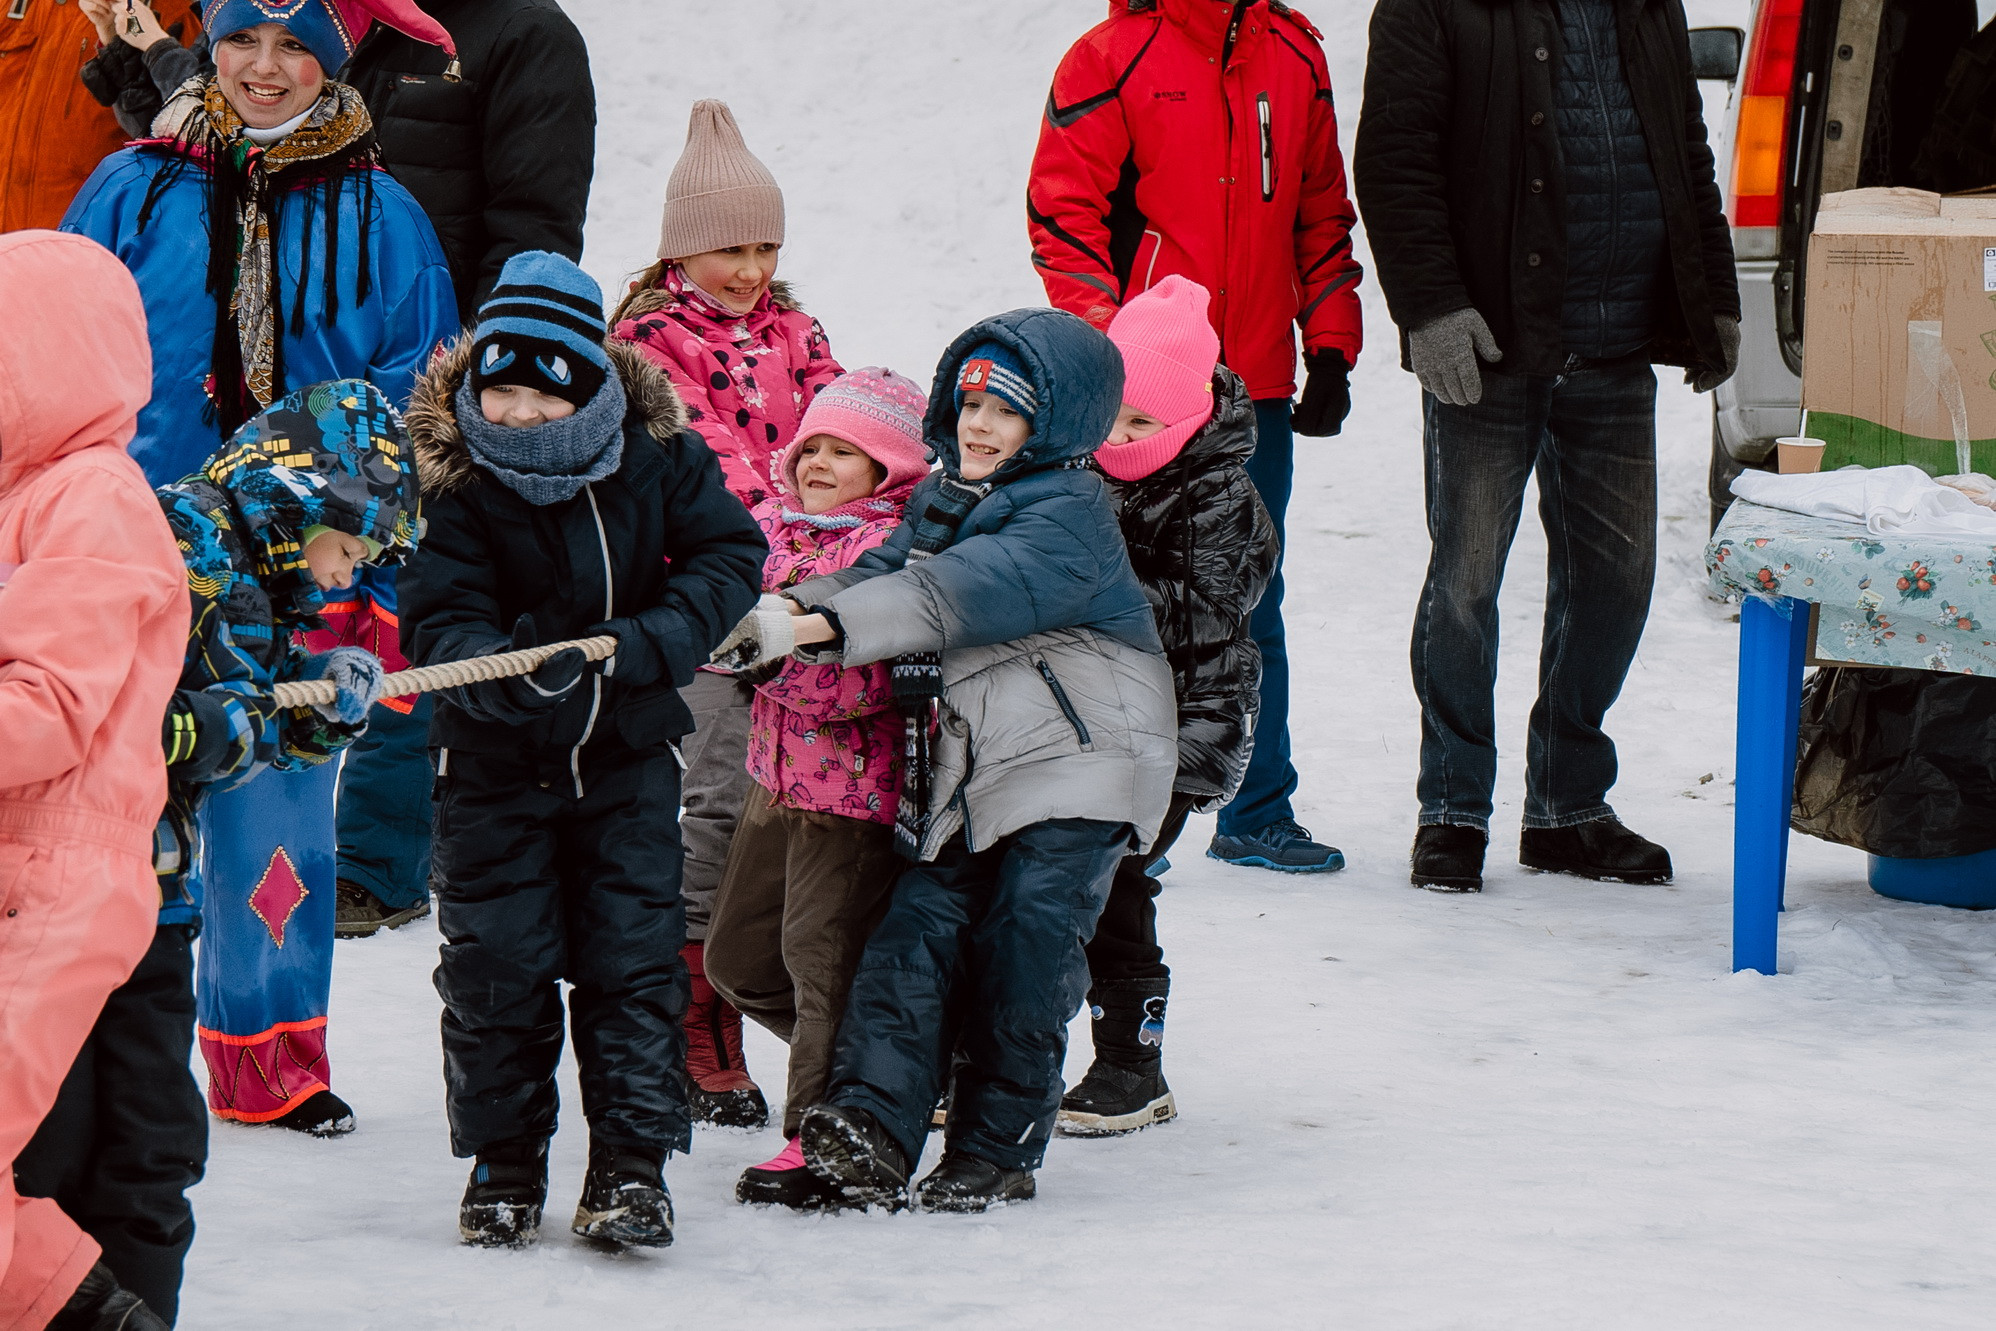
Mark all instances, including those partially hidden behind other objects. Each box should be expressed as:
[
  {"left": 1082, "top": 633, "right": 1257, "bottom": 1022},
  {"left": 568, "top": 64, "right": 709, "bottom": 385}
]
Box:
[
  {"left": 459, "top": 1137, "right": 548, "bottom": 1248},
  {"left": 572, "top": 1142, "right": 674, "bottom": 1248}
]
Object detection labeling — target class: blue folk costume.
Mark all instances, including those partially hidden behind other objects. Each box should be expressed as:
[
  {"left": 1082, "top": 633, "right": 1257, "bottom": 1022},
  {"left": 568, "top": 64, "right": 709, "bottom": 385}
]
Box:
[{"left": 159, "top": 379, "right": 420, "bottom": 1124}]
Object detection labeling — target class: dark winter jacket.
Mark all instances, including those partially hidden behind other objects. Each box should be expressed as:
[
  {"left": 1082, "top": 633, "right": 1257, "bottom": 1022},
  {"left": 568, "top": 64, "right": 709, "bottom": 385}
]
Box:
[
  {"left": 1553, "top": 0, "right": 1669, "bottom": 359},
  {"left": 789, "top": 308, "right": 1177, "bottom": 858},
  {"left": 1099, "top": 368, "right": 1278, "bottom": 809},
  {"left": 1353, "top": 0, "right": 1738, "bottom": 377},
  {"left": 402, "top": 336, "right": 766, "bottom": 768},
  {"left": 345, "top": 0, "right": 595, "bottom": 317}
]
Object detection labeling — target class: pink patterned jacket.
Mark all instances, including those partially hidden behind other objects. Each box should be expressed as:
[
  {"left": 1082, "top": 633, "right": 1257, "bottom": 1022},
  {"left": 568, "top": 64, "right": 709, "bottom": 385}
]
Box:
[
  {"left": 611, "top": 266, "right": 844, "bottom": 509},
  {"left": 745, "top": 484, "right": 916, "bottom": 824}
]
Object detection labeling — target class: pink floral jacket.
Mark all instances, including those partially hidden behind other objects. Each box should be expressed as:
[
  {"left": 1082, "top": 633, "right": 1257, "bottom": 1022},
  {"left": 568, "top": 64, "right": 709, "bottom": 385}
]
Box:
[
  {"left": 611, "top": 266, "right": 843, "bottom": 509},
  {"left": 745, "top": 484, "right": 916, "bottom": 824}
]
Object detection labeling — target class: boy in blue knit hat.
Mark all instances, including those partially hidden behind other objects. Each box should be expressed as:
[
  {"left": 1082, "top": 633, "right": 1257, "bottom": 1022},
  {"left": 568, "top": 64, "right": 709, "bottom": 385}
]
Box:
[{"left": 401, "top": 251, "right": 767, "bottom": 1250}]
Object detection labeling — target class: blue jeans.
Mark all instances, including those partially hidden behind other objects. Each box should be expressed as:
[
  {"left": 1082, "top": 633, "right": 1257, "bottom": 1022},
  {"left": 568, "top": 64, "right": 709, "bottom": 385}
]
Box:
[
  {"left": 336, "top": 695, "right": 435, "bottom": 909},
  {"left": 1215, "top": 399, "right": 1299, "bottom": 837},
  {"left": 1411, "top": 360, "right": 1658, "bottom": 832}
]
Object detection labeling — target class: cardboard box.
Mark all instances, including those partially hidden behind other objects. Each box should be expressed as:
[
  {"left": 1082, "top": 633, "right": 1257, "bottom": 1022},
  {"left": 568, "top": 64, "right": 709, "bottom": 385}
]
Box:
[{"left": 1804, "top": 187, "right": 1996, "bottom": 476}]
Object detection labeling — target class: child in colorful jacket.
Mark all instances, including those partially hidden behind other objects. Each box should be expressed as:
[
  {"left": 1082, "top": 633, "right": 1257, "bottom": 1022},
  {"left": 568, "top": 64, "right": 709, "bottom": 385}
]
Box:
[
  {"left": 701, "top": 368, "right": 931, "bottom": 1211},
  {"left": 608, "top": 98, "right": 843, "bottom": 1126}
]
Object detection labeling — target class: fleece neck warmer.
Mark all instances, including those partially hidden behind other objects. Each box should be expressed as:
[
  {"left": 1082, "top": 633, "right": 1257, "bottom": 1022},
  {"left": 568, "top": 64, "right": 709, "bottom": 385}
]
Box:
[{"left": 455, "top": 372, "right": 627, "bottom": 506}]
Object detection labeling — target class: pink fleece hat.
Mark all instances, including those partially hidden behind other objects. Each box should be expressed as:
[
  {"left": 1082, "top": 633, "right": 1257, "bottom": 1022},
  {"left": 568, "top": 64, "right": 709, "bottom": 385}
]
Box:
[
  {"left": 1097, "top": 275, "right": 1222, "bottom": 482},
  {"left": 780, "top": 367, "right": 931, "bottom": 497}
]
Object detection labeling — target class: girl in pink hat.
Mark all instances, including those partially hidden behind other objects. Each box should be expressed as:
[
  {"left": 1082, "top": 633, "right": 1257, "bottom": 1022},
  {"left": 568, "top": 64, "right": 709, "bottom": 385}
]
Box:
[
  {"left": 702, "top": 367, "right": 931, "bottom": 1211},
  {"left": 1061, "top": 274, "right": 1280, "bottom": 1141}
]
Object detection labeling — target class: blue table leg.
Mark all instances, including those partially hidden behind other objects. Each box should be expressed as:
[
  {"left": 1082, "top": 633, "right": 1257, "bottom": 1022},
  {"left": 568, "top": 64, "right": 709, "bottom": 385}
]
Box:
[{"left": 1733, "top": 595, "right": 1810, "bottom": 974}]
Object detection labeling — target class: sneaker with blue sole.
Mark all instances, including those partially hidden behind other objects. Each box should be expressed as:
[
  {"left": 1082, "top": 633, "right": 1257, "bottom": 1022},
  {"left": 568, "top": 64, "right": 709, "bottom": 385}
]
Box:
[{"left": 1207, "top": 819, "right": 1346, "bottom": 874}]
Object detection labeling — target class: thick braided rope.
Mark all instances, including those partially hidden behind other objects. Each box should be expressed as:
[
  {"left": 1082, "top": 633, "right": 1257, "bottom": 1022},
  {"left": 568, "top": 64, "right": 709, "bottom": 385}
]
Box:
[{"left": 270, "top": 635, "right": 620, "bottom": 710}]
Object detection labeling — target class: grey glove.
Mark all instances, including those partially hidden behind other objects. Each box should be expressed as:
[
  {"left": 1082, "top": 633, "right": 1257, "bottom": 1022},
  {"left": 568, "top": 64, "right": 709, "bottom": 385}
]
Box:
[
  {"left": 1408, "top": 307, "right": 1503, "bottom": 406},
  {"left": 1688, "top": 315, "right": 1742, "bottom": 394}
]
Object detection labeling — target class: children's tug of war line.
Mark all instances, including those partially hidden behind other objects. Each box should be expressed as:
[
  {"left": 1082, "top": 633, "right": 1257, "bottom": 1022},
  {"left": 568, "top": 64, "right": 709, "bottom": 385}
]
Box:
[{"left": 0, "top": 0, "right": 1751, "bottom": 1323}]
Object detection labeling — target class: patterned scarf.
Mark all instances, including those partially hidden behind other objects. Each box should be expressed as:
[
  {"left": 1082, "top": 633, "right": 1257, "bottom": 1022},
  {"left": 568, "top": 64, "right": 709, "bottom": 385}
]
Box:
[
  {"left": 892, "top": 471, "right": 993, "bottom": 860},
  {"left": 141, "top": 78, "right": 379, "bottom": 438}
]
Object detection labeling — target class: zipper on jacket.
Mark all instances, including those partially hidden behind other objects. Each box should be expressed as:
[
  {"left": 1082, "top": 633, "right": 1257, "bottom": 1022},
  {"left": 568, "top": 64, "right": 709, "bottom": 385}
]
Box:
[
  {"left": 1257, "top": 92, "right": 1275, "bottom": 202},
  {"left": 1035, "top": 657, "right": 1093, "bottom": 749},
  {"left": 570, "top": 484, "right": 615, "bottom": 799}
]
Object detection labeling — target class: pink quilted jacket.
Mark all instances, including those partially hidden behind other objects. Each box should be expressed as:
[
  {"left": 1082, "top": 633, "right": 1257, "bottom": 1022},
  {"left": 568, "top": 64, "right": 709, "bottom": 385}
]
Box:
[
  {"left": 745, "top": 483, "right": 916, "bottom": 824},
  {"left": 611, "top": 265, "right": 844, "bottom": 509}
]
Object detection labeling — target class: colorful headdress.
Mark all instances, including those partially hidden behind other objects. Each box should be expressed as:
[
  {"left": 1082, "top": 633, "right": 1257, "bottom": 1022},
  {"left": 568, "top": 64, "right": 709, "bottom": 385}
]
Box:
[{"left": 205, "top": 0, "right": 456, "bottom": 78}]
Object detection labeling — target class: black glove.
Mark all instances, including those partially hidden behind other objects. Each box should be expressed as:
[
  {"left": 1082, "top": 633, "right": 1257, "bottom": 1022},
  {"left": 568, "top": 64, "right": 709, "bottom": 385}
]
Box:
[
  {"left": 1291, "top": 349, "right": 1352, "bottom": 437},
  {"left": 457, "top": 614, "right": 586, "bottom": 726},
  {"left": 584, "top": 617, "right": 666, "bottom": 688}
]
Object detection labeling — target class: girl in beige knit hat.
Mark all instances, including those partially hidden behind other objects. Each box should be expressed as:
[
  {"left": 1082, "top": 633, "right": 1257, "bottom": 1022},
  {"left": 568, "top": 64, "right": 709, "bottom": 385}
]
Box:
[{"left": 609, "top": 99, "right": 846, "bottom": 1134}]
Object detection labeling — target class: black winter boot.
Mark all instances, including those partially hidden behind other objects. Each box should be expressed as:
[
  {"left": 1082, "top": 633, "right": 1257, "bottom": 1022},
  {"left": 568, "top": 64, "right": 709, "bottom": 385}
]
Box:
[
  {"left": 270, "top": 1088, "right": 355, "bottom": 1136},
  {"left": 1520, "top": 816, "right": 1672, "bottom": 884},
  {"left": 1411, "top": 825, "right": 1487, "bottom": 893},
  {"left": 458, "top": 1138, "right": 547, "bottom": 1248},
  {"left": 798, "top": 1104, "right": 911, "bottom": 1211},
  {"left": 572, "top": 1142, "right": 674, "bottom": 1248},
  {"left": 48, "top": 1262, "right": 168, "bottom": 1331},
  {"left": 916, "top": 1150, "right": 1036, "bottom": 1213},
  {"left": 1059, "top": 978, "right": 1176, "bottom": 1137}
]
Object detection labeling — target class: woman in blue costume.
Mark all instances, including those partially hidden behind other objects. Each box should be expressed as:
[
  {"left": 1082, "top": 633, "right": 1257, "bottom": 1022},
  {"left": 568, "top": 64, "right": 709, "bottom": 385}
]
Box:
[{"left": 62, "top": 0, "right": 457, "bottom": 1135}]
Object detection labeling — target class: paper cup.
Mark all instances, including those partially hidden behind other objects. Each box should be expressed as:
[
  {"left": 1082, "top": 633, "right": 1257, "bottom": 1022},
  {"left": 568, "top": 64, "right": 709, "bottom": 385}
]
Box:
[{"left": 1776, "top": 436, "right": 1826, "bottom": 474}]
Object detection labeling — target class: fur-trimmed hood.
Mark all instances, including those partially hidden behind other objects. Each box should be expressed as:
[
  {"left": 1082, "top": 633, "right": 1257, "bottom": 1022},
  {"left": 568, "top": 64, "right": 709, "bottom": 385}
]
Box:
[
  {"left": 612, "top": 276, "right": 802, "bottom": 327},
  {"left": 410, "top": 333, "right": 688, "bottom": 497}
]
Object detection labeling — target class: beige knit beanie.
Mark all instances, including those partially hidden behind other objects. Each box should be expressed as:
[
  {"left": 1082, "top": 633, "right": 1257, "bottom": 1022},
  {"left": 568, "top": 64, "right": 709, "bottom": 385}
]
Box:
[{"left": 655, "top": 99, "right": 786, "bottom": 261}]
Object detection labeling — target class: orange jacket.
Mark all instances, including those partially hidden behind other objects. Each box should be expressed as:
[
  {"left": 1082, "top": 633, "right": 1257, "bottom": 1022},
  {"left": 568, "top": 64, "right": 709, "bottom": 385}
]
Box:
[
  {"left": 0, "top": 230, "right": 188, "bottom": 858},
  {"left": 0, "top": 0, "right": 200, "bottom": 232}
]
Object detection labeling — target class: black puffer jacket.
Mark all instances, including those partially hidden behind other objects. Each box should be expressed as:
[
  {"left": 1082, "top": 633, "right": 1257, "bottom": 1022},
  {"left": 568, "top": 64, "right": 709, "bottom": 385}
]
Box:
[
  {"left": 344, "top": 0, "right": 595, "bottom": 318},
  {"left": 1098, "top": 368, "right": 1279, "bottom": 807},
  {"left": 401, "top": 336, "right": 766, "bottom": 766}
]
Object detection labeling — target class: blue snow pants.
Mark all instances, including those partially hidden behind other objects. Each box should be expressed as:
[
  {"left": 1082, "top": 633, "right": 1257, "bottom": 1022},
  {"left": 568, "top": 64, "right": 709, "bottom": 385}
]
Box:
[{"left": 826, "top": 817, "right": 1132, "bottom": 1172}]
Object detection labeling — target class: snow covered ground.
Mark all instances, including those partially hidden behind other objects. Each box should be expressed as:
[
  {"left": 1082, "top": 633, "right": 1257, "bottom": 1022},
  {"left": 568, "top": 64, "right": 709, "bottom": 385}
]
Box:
[{"left": 177, "top": 2, "right": 1996, "bottom": 1326}]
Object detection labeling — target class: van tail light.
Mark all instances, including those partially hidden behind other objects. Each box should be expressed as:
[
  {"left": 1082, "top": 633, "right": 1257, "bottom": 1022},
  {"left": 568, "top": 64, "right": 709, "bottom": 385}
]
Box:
[{"left": 1730, "top": 0, "right": 1805, "bottom": 239}]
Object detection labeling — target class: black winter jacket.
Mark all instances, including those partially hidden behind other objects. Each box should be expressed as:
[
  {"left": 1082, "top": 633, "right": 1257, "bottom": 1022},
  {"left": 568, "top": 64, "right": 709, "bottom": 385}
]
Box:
[
  {"left": 344, "top": 0, "right": 595, "bottom": 318},
  {"left": 1354, "top": 0, "right": 1738, "bottom": 378},
  {"left": 1098, "top": 368, "right": 1279, "bottom": 808},
  {"left": 401, "top": 337, "right": 766, "bottom": 766}
]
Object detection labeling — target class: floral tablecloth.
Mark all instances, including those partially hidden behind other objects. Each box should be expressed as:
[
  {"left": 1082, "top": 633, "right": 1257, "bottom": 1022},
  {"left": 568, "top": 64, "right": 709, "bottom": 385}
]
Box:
[{"left": 1707, "top": 500, "right": 1996, "bottom": 675}]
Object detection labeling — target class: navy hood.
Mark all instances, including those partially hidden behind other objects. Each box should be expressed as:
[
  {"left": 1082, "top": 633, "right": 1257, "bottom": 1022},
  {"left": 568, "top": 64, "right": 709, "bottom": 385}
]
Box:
[{"left": 925, "top": 307, "right": 1125, "bottom": 481}]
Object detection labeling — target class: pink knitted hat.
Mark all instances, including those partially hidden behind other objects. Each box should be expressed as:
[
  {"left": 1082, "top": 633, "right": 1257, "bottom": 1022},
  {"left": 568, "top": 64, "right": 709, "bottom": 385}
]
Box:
[
  {"left": 655, "top": 100, "right": 785, "bottom": 261},
  {"left": 1097, "top": 275, "right": 1221, "bottom": 482},
  {"left": 781, "top": 367, "right": 932, "bottom": 497}
]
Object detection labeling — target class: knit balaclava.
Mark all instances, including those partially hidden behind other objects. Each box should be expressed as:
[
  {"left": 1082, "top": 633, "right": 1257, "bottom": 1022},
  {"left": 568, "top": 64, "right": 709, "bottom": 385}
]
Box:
[
  {"left": 1098, "top": 274, "right": 1221, "bottom": 482},
  {"left": 205, "top": 0, "right": 456, "bottom": 79},
  {"left": 953, "top": 341, "right": 1038, "bottom": 420},
  {"left": 655, "top": 100, "right": 785, "bottom": 261},
  {"left": 469, "top": 250, "right": 610, "bottom": 410}
]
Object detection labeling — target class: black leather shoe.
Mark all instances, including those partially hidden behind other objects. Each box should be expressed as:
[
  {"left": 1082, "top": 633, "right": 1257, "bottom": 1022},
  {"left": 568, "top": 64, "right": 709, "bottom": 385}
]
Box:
[
  {"left": 1520, "top": 816, "right": 1672, "bottom": 884},
  {"left": 1411, "top": 825, "right": 1486, "bottom": 893},
  {"left": 799, "top": 1104, "right": 910, "bottom": 1211},
  {"left": 916, "top": 1150, "right": 1036, "bottom": 1213}
]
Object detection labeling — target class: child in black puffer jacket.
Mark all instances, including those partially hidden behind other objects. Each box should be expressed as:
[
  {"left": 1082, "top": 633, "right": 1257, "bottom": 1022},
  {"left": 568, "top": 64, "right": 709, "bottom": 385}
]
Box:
[{"left": 1063, "top": 275, "right": 1280, "bottom": 1139}]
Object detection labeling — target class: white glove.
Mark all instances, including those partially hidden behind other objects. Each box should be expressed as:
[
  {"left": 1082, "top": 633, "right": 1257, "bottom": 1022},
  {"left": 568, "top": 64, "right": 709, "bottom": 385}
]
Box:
[{"left": 708, "top": 594, "right": 798, "bottom": 671}]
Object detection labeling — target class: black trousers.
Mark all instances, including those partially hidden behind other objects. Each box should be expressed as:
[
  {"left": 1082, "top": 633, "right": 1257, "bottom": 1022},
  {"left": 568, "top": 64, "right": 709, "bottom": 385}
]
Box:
[
  {"left": 1084, "top": 794, "right": 1197, "bottom": 986},
  {"left": 13, "top": 925, "right": 207, "bottom": 1327},
  {"left": 432, "top": 741, "right": 691, "bottom": 1158}
]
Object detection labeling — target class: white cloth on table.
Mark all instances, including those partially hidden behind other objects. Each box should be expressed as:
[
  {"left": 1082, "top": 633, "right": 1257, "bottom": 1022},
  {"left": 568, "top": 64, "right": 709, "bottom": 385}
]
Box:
[{"left": 1730, "top": 465, "right": 1996, "bottom": 538}]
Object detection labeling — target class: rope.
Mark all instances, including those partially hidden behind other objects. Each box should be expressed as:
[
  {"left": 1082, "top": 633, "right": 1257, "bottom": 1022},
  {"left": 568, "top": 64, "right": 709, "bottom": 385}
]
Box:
[{"left": 269, "top": 635, "right": 620, "bottom": 710}]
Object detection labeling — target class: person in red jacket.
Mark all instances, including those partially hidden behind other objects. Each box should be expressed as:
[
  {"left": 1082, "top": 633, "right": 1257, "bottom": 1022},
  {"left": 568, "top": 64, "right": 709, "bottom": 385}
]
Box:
[{"left": 1028, "top": 0, "right": 1362, "bottom": 873}]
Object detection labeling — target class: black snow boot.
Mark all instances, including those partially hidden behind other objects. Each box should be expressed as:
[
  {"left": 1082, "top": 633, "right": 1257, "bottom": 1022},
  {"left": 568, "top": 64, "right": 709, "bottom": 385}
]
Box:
[
  {"left": 915, "top": 1150, "right": 1036, "bottom": 1213},
  {"left": 736, "top": 1139, "right": 848, "bottom": 1212},
  {"left": 1411, "top": 825, "right": 1487, "bottom": 893},
  {"left": 798, "top": 1103, "right": 911, "bottom": 1211},
  {"left": 1059, "top": 977, "right": 1176, "bottom": 1137},
  {"left": 458, "top": 1138, "right": 548, "bottom": 1248},
  {"left": 270, "top": 1088, "right": 355, "bottom": 1137},
  {"left": 48, "top": 1262, "right": 168, "bottom": 1331},
  {"left": 1520, "top": 816, "right": 1672, "bottom": 884},
  {"left": 572, "top": 1143, "right": 674, "bottom": 1248}
]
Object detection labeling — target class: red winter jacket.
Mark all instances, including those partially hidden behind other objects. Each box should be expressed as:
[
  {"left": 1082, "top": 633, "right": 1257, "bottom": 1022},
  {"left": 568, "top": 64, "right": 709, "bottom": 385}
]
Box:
[{"left": 1028, "top": 0, "right": 1363, "bottom": 400}]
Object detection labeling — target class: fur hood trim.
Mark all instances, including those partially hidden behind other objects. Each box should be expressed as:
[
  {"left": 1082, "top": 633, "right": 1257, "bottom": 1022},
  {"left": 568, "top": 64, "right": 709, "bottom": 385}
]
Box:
[
  {"left": 411, "top": 334, "right": 687, "bottom": 497},
  {"left": 613, "top": 277, "right": 803, "bottom": 326}
]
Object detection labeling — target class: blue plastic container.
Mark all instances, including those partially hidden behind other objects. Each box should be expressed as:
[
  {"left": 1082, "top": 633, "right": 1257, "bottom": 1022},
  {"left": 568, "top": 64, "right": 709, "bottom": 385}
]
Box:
[{"left": 1868, "top": 848, "right": 1996, "bottom": 910}]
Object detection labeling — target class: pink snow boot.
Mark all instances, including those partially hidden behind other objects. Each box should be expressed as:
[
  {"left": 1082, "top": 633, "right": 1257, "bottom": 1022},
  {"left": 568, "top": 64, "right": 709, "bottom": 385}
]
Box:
[{"left": 736, "top": 1135, "right": 844, "bottom": 1210}]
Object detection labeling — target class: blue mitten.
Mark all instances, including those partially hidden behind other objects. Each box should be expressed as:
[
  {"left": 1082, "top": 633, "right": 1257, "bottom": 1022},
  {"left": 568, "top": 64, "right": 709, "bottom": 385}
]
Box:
[{"left": 301, "top": 646, "right": 386, "bottom": 725}]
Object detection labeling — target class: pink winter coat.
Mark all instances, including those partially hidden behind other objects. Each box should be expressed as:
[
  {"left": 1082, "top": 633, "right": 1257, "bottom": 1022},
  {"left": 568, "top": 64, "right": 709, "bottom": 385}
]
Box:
[
  {"left": 611, "top": 264, "right": 844, "bottom": 510},
  {"left": 745, "top": 483, "right": 916, "bottom": 824}
]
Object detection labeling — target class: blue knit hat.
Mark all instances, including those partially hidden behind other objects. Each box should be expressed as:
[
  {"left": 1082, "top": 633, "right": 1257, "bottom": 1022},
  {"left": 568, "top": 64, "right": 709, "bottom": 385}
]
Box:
[
  {"left": 954, "top": 340, "right": 1039, "bottom": 419},
  {"left": 469, "top": 251, "right": 609, "bottom": 409}
]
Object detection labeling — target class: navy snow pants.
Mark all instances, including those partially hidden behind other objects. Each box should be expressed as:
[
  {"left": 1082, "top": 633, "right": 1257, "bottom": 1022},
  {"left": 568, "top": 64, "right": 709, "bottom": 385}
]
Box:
[
  {"left": 336, "top": 695, "right": 435, "bottom": 910},
  {"left": 826, "top": 817, "right": 1132, "bottom": 1172}
]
